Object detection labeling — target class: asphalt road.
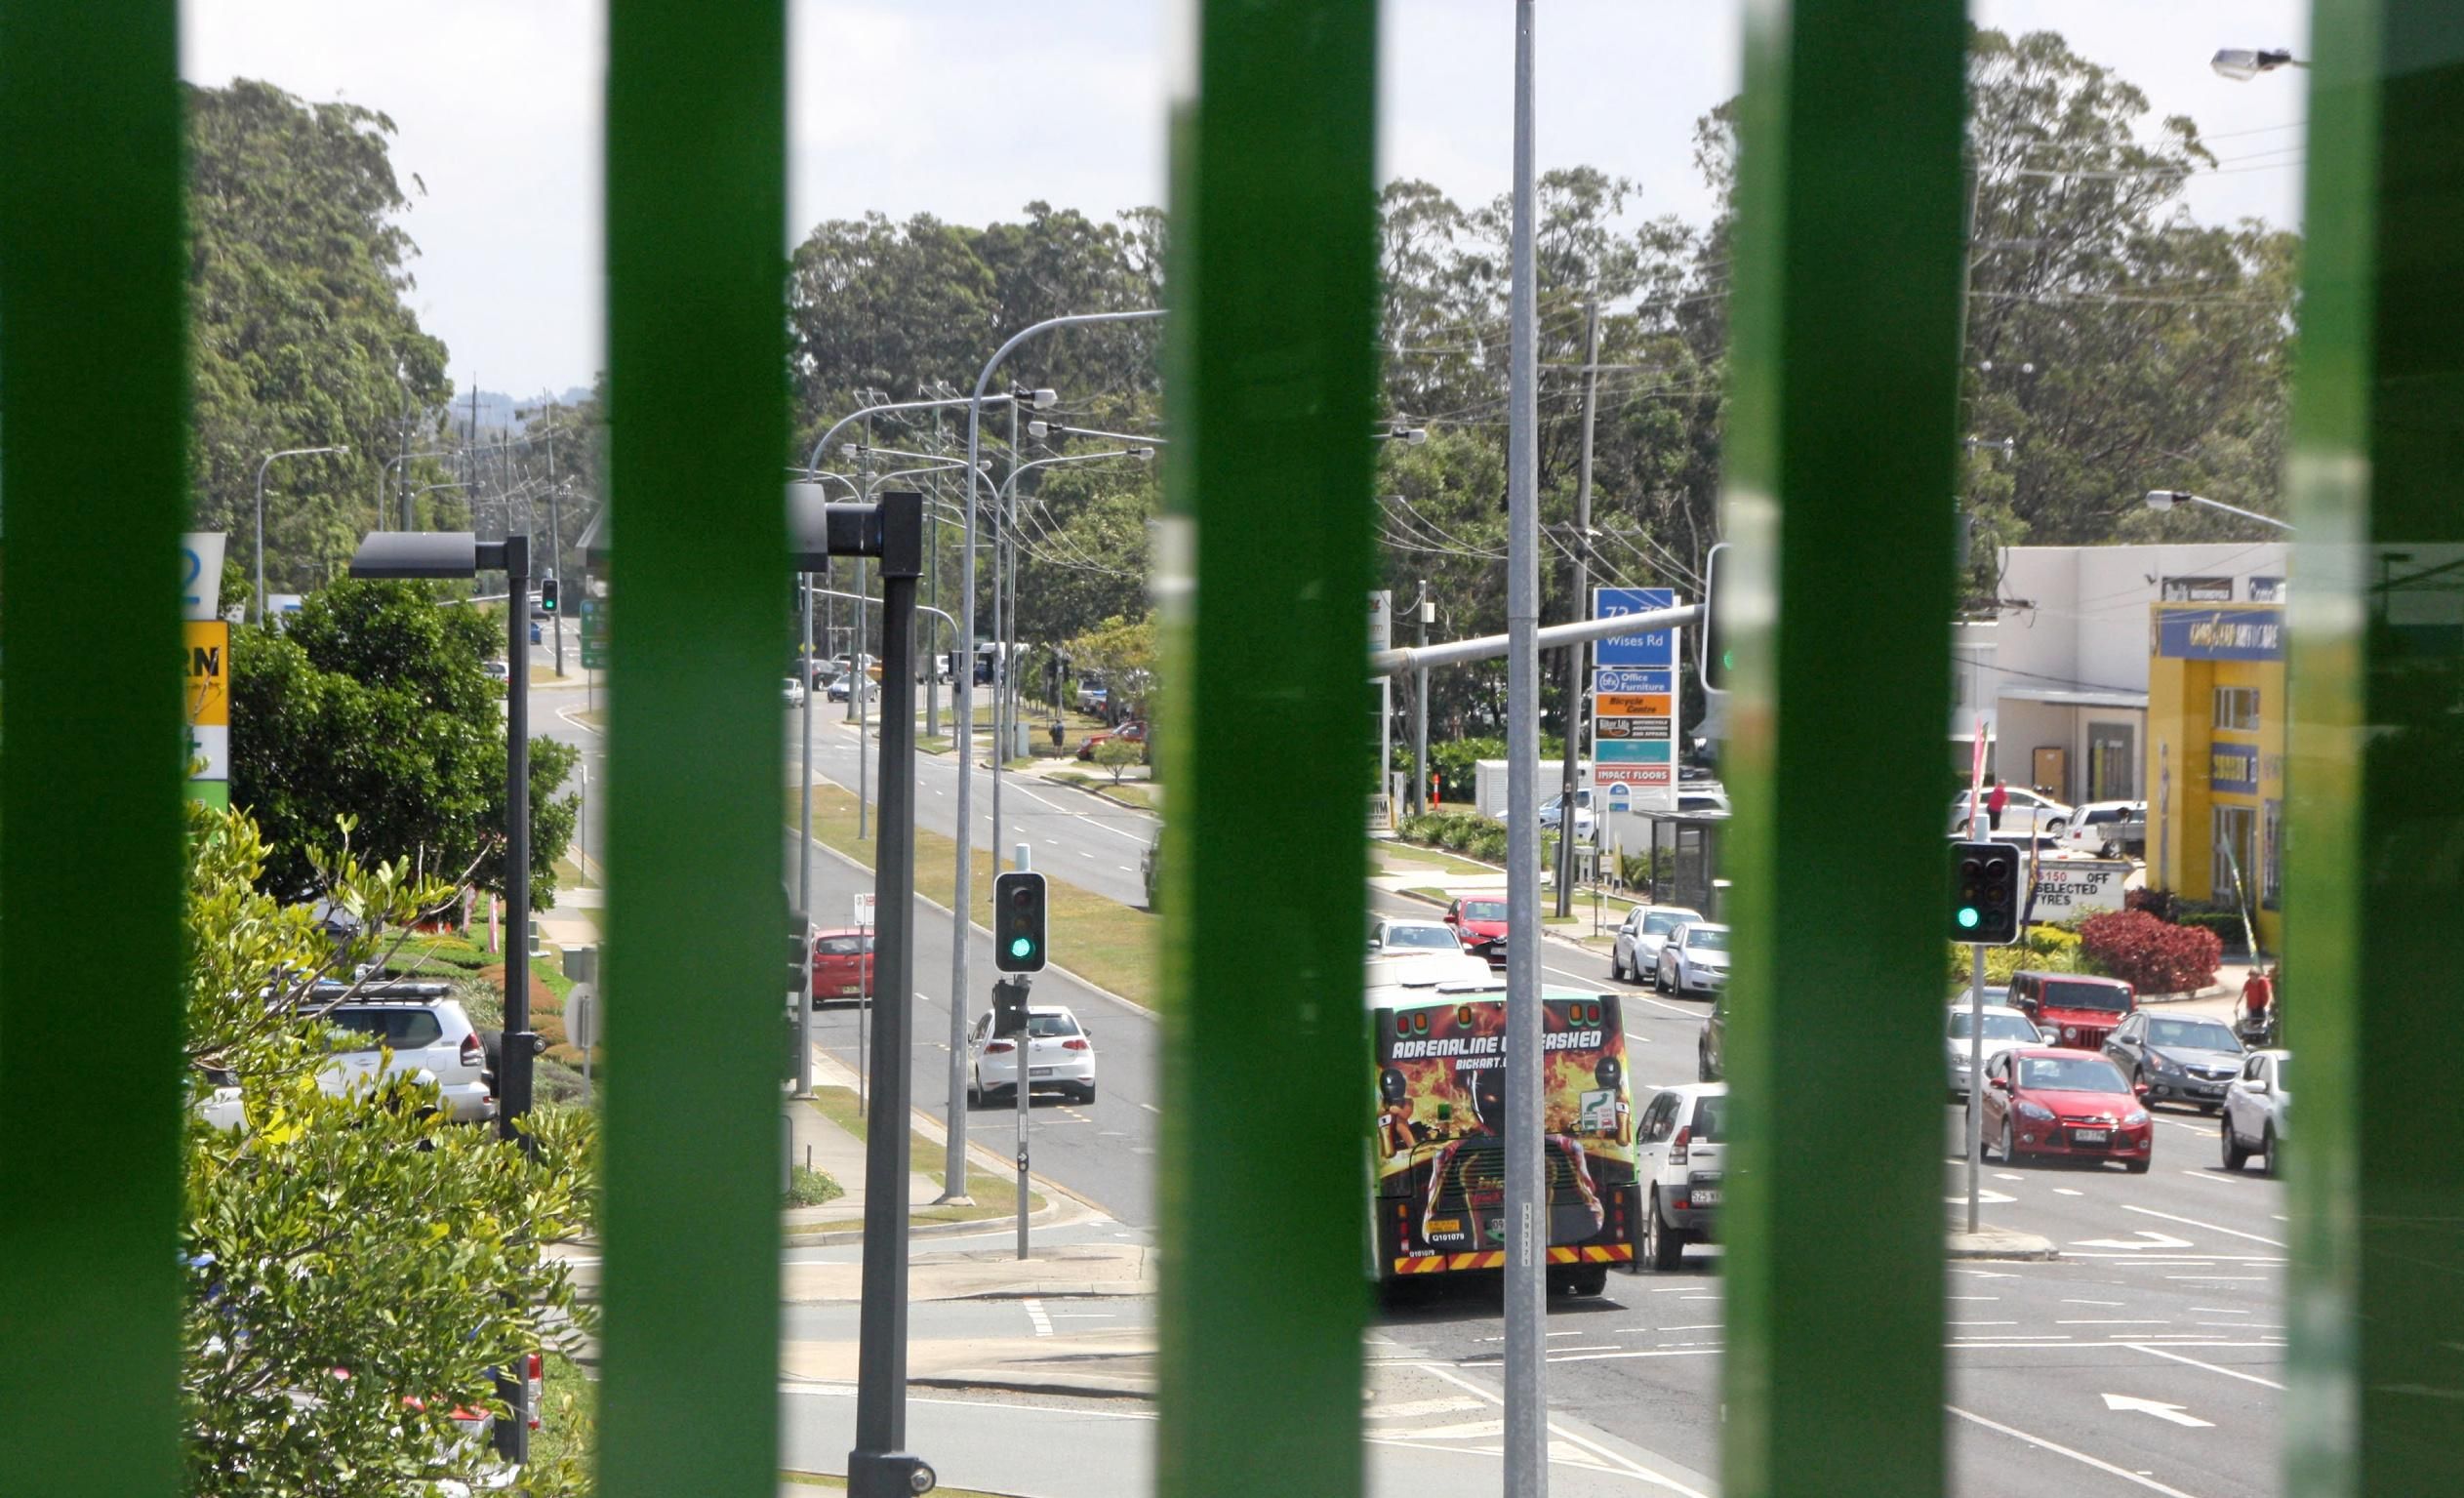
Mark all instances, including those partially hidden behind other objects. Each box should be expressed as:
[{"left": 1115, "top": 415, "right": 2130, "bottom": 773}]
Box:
[{"left": 546, "top": 683, "right": 2287, "bottom": 1494}]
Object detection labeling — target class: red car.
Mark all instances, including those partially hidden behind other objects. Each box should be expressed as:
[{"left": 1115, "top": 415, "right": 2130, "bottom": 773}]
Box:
[
  {"left": 810, "top": 928, "right": 875, "bottom": 1001},
  {"left": 1441, "top": 897, "right": 1509, "bottom": 966},
  {"left": 1980, "top": 1046, "right": 2153, "bottom": 1171},
  {"left": 2008, "top": 970, "right": 2136, "bottom": 1051},
  {"left": 1075, "top": 720, "right": 1150, "bottom": 761}
]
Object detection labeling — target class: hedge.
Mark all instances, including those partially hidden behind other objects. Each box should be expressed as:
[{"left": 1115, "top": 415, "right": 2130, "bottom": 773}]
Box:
[{"left": 2080, "top": 909, "right": 2223, "bottom": 994}]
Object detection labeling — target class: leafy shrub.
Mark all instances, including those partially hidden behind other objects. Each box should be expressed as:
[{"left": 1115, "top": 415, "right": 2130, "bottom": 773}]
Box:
[
  {"left": 2124, "top": 886, "right": 2178, "bottom": 922},
  {"left": 2080, "top": 910, "right": 2222, "bottom": 994},
  {"left": 2170, "top": 911, "right": 2249, "bottom": 953},
  {"left": 785, "top": 1165, "right": 844, "bottom": 1209}
]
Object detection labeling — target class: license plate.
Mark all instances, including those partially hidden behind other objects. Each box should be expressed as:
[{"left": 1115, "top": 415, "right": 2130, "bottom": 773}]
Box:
[
  {"left": 1689, "top": 1186, "right": 1721, "bottom": 1207},
  {"left": 838, "top": 985, "right": 860, "bottom": 995},
  {"left": 2073, "top": 1128, "right": 2109, "bottom": 1145},
  {"left": 1030, "top": 1067, "right": 1056, "bottom": 1077}
]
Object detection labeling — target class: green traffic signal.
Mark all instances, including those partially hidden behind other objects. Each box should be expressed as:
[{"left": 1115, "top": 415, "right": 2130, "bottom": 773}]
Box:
[
  {"left": 1010, "top": 936, "right": 1033, "bottom": 959},
  {"left": 1957, "top": 907, "right": 1980, "bottom": 930}
]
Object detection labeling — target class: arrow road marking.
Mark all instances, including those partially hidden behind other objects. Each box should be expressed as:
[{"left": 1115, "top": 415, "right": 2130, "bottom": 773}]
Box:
[
  {"left": 2102, "top": 1393, "right": 2214, "bottom": 1428},
  {"left": 2071, "top": 1230, "right": 2196, "bottom": 1251}
]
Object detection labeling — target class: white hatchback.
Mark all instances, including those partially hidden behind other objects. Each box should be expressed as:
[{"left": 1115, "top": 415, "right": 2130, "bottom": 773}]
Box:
[
  {"left": 1946, "top": 1002, "right": 2043, "bottom": 1098},
  {"left": 2220, "top": 1048, "right": 2289, "bottom": 1174},
  {"left": 967, "top": 1005, "right": 1097, "bottom": 1106}
]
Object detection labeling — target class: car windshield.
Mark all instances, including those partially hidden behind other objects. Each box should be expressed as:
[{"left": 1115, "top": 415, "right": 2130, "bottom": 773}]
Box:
[
  {"left": 1462, "top": 901, "right": 1507, "bottom": 921},
  {"left": 2148, "top": 1019, "right": 2240, "bottom": 1051},
  {"left": 327, "top": 1009, "right": 443, "bottom": 1051},
  {"left": 2019, "top": 1056, "right": 2128, "bottom": 1093},
  {"left": 1949, "top": 1012, "right": 2040, "bottom": 1042},
  {"left": 1683, "top": 928, "right": 1729, "bottom": 951},
  {"left": 1689, "top": 1095, "right": 1726, "bottom": 1142},
  {"left": 1383, "top": 926, "right": 1457, "bottom": 949},
  {"left": 2041, "top": 980, "right": 2130, "bottom": 1013},
  {"left": 1644, "top": 911, "right": 1696, "bottom": 935},
  {"left": 1027, "top": 1013, "right": 1081, "bottom": 1038}
]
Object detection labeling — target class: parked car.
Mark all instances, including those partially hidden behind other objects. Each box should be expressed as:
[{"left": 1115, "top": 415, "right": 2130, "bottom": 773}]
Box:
[
  {"left": 2102, "top": 1011, "right": 2243, "bottom": 1112},
  {"left": 1697, "top": 992, "right": 1728, "bottom": 1081},
  {"left": 195, "top": 1065, "right": 246, "bottom": 1132},
  {"left": 1950, "top": 787, "right": 2073, "bottom": 837},
  {"left": 1076, "top": 720, "right": 1150, "bottom": 760},
  {"left": 2007, "top": 970, "right": 2136, "bottom": 1051},
  {"left": 809, "top": 927, "right": 875, "bottom": 1002},
  {"left": 2061, "top": 799, "right": 2148, "bottom": 858},
  {"left": 1655, "top": 921, "right": 1730, "bottom": 996},
  {"left": 966, "top": 1004, "right": 1097, "bottom": 1106},
  {"left": 826, "top": 673, "right": 876, "bottom": 704},
  {"left": 1946, "top": 1002, "right": 2043, "bottom": 1098},
  {"left": 1980, "top": 1047, "right": 2153, "bottom": 1171},
  {"left": 1635, "top": 1083, "right": 1727, "bottom": 1271},
  {"left": 1611, "top": 905, "right": 1704, "bottom": 984},
  {"left": 1369, "top": 917, "right": 1469, "bottom": 955},
  {"left": 480, "top": 660, "right": 511, "bottom": 683},
  {"left": 781, "top": 676, "right": 807, "bottom": 708},
  {"left": 2220, "top": 1048, "right": 2290, "bottom": 1174},
  {"left": 1076, "top": 680, "right": 1111, "bottom": 713},
  {"left": 310, "top": 984, "right": 495, "bottom": 1124},
  {"left": 1677, "top": 788, "right": 1730, "bottom": 817},
  {"left": 1440, "top": 897, "right": 1509, "bottom": 965},
  {"left": 1534, "top": 789, "right": 1596, "bottom": 838}
]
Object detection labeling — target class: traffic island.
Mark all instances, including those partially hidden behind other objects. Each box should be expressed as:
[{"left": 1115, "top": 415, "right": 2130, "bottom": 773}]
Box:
[{"left": 1946, "top": 1224, "right": 2060, "bottom": 1261}]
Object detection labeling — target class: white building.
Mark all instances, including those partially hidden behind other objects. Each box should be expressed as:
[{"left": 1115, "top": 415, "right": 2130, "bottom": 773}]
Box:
[{"left": 1963, "top": 542, "right": 2290, "bottom": 803}]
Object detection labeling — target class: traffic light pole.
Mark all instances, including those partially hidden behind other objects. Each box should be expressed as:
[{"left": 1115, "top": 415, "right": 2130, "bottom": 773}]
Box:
[
  {"left": 1014, "top": 842, "right": 1033, "bottom": 1262},
  {"left": 1965, "top": 943, "right": 1985, "bottom": 1235}
]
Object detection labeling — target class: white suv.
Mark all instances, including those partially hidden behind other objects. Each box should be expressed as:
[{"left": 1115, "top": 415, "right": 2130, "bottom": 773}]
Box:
[
  {"left": 310, "top": 983, "right": 496, "bottom": 1124},
  {"left": 1636, "top": 1083, "right": 1726, "bottom": 1271},
  {"left": 1950, "top": 787, "right": 2072, "bottom": 837},
  {"left": 2059, "top": 799, "right": 2147, "bottom": 859}
]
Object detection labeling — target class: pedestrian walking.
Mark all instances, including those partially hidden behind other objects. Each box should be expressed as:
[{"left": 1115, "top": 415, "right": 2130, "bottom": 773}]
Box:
[{"left": 1985, "top": 777, "right": 2009, "bottom": 833}]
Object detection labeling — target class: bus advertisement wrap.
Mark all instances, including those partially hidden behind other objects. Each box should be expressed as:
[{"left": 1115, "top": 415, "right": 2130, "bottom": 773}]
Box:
[{"left": 1371, "top": 992, "right": 1637, "bottom": 1279}]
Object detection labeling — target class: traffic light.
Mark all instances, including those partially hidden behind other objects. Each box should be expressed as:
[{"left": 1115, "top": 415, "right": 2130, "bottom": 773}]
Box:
[
  {"left": 539, "top": 575, "right": 560, "bottom": 614},
  {"left": 991, "top": 976, "right": 1030, "bottom": 1037},
  {"left": 1950, "top": 840, "right": 2025, "bottom": 945},
  {"left": 1697, "top": 541, "right": 1733, "bottom": 695},
  {"left": 787, "top": 920, "right": 811, "bottom": 998},
  {"left": 993, "top": 870, "right": 1048, "bottom": 973}
]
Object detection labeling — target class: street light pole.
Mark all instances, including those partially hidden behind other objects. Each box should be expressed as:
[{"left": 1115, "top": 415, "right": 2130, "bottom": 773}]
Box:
[
  {"left": 2144, "top": 489, "right": 2296, "bottom": 533},
  {"left": 253, "top": 444, "right": 348, "bottom": 624},
  {"left": 1503, "top": 4, "right": 1547, "bottom": 1493},
  {"left": 1555, "top": 300, "right": 1600, "bottom": 918}
]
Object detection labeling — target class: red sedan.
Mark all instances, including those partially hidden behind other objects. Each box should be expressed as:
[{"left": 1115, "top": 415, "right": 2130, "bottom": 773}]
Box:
[
  {"left": 1442, "top": 897, "right": 1509, "bottom": 966},
  {"left": 1076, "top": 720, "right": 1149, "bottom": 761},
  {"left": 810, "top": 928, "right": 875, "bottom": 1002},
  {"left": 1980, "top": 1046, "right": 2153, "bottom": 1172}
]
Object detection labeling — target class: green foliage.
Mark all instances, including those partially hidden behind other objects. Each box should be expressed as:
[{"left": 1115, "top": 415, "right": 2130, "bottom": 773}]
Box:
[
  {"left": 1063, "top": 614, "right": 1158, "bottom": 720},
  {"left": 182, "top": 801, "right": 595, "bottom": 1498},
  {"left": 186, "top": 81, "right": 453, "bottom": 593},
  {"left": 786, "top": 1165, "right": 845, "bottom": 1209},
  {"left": 1425, "top": 735, "right": 1566, "bottom": 804},
  {"left": 1948, "top": 922, "right": 2092, "bottom": 987},
  {"left": 1092, "top": 736, "right": 1143, "bottom": 785},
  {"left": 1399, "top": 809, "right": 1509, "bottom": 866},
  {"left": 230, "top": 580, "right": 578, "bottom": 902}
]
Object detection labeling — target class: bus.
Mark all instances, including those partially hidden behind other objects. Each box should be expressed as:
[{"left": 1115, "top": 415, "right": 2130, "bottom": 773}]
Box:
[{"left": 1368, "top": 977, "right": 1639, "bottom": 1295}]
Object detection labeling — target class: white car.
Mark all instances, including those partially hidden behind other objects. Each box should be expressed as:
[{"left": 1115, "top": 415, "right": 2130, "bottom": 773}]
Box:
[
  {"left": 1365, "top": 919, "right": 1489, "bottom": 984},
  {"left": 1946, "top": 1002, "right": 2043, "bottom": 1098},
  {"left": 480, "top": 660, "right": 511, "bottom": 684},
  {"left": 2220, "top": 1048, "right": 2289, "bottom": 1174},
  {"left": 1610, "top": 905, "right": 1704, "bottom": 984},
  {"left": 1368, "top": 917, "right": 1467, "bottom": 956},
  {"left": 195, "top": 1066, "right": 246, "bottom": 1132},
  {"left": 782, "top": 676, "right": 807, "bottom": 708},
  {"left": 1655, "top": 921, "right": 1730, "bottom": 995},
  {"left": 1499, "top": 789, "right": 1595, "bottom": 840},
  {"left": 2060, "top": 799, "right": 2147, "bottom": 858},
  {"left": 1950, "top": 787, "right": 2072, "bottom": 837},
  {"left": 313, "top": 986, "right": 496, "bottom": 1124},
  {"left": 967, "top": 1004, "right": 1097, "bottom": 1106},
  {"left": 1635, "top": 1082, "right": 1726, "bottom": 1270}
]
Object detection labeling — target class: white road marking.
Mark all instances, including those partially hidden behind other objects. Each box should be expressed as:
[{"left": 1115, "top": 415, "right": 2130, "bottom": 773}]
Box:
[
  {"left": 2070, "top": 1230, "right": 2196, "bottom": 1251},
  {"left": 2053, "top": 1188, "right": 2085, "bottom": 1196},
  {"left": 2063, "top": 1299, "right": 2125, "bottom": 1307},
  {"left": 2166, "top": 1275, "right": 2266, "bottom": 1281},
  {"left": 2101, "top": 1393, "right": 2214, "bottom": 1428},
  {"left": 1949, "top": 1320, "right": 2018, "bottom": 1327},
  {"left": 1137, "top": 1102, "right": 1160, "bottom": 1114},
  {"left": 1023, "top": 1298, "right": 1054, "bottom": 1337},
  {"left": 2183, "top": 1168, "right": 2250, "bottom": 1186},
  {"left": 1364, "top": 1397, "right": 1487, "bottom": 1421},
  {"left": 2060, "top": 1319, "right": 2171, "bottom": 1325},
  {"left": 1949, "top": 1405, "right": 2212, "bottom": 1498},
  {"left": 2122, "top": 1343, "right": 2286, "bottom": 1390},
  {"left": 1409, "top": 1362, "right": 1715, "bottom": 1497},
  {"left": 2188, "top": 1307, "right": 2246, "bottom": 1316},
  {"left": 2122, "top": 1204, "right": 2286, "bottom": 1247},
  {"left": 1993, "top": 1171, "right": 2024, "bottom": 1182}
]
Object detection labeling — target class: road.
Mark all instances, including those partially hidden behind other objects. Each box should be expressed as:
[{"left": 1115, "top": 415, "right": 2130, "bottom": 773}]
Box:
[{"left": 540, "top": 682, "right": 2286, "bottom": 1495}]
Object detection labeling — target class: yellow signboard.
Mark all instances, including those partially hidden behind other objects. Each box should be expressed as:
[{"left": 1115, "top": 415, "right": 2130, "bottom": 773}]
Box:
[
  {"left": 185, "top": 621, "right": 229, "bottom": 727},
  {"left": 1595, "top": 693, "right": 1671, "bottom": 718}
]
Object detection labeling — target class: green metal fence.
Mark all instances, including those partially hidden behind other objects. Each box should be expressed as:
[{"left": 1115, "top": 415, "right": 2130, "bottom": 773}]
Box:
[{"left": 3, "top": 1, "right": 2457, "bottom": 1496}]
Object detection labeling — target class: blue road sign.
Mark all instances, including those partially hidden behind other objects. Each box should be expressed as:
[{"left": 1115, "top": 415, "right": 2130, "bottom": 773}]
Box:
[
  {"left": 1595, "top": 668, "right": 1673, "bottom": 696},
  {"left": 1595, "top": 587, "right": 1676, "bottom": 668}
]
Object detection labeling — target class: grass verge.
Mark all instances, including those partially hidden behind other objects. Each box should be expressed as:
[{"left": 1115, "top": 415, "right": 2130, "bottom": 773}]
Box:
[
  {"left": 788, "top": 1087, "right": 1041, "bottom": 1233},
  {"left": 1048, "top": 771, "right": 1157, "bottom": 811},
  {"left": 785, "top": 782, "right": 1157, "bottom": 1010},
  {"left": 1375, "top": 842, "right": 1497, "bottom": 878},
  {"left": 531, "top": 1351, "right": 595, "bottom": 1476}
]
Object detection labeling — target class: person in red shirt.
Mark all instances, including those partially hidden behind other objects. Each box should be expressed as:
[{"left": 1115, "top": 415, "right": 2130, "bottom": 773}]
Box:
[
  {"left": 1984, "top": 777, "right": 2009, "bottom": 832},
  {"left": 2242, "top": 965, "right": 2275, "bottom": 1023}
]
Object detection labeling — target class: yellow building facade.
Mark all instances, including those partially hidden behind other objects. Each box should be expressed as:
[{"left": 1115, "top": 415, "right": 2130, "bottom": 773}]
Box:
[{"left": 2144, "top": 603, "right": 2285, "bottom": 953}]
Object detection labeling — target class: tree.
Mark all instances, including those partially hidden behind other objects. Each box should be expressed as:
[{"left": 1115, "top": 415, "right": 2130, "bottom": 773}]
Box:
[
  {"left": 182, "top": 801, "right": 593, "bottom": 1497},
  {"left": 229, "top": 580, "right": 579, "bottom": 903},
  {"left": 1093, "top": 736, "right": 1143, "bottom": 785},
  {"left": 1063, "top": 614, "right": 1158, "bottom": 722},
  {"left": 187, "top": 81, "right": 455, "bottom": 597}
]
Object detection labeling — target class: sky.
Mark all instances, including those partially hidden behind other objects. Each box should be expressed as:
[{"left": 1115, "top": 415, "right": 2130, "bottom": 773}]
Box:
[{"left": 183, "top": 0, "right": 2311, "bottom": 399}]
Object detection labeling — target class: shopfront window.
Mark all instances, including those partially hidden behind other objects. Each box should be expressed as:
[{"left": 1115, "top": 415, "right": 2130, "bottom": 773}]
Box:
[{"left": 2214, "top": 685, "right": 2260, "bottom": 731}]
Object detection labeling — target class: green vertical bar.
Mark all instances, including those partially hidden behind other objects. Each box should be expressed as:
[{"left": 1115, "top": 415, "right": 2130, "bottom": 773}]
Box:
[
  {"left": 598, "top": 5, "right": 787, "bottom": 1498},
  {"left": 0, "top": 4, "right": 188, "bottom": 1497},
  {"left": 1716, "top": 4, "right": 1966, "bottom": 1497},
  {"left": 1155, "top": 3, "right": 1377, "bottom": 1496},
  {"left": 2282, "top": 5, "right": 2464, "bottom": 1495}
]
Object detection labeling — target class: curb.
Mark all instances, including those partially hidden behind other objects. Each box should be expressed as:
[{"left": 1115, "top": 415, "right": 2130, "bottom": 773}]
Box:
[
  {"left": 909, "top": 1367, "right": 1154, "bottom": 1402},
  {"left": 1040, "top": 774, "right": 1160, "bottom": 817},
  {"left": 781, "top": 1197, "right": 1069, "bottom": 1247},
  {"left": 1946, "top": 1235, "right": 2061, "bottom": 1262}
]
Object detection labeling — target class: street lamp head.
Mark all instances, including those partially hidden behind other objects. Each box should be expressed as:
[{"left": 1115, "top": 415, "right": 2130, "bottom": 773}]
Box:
[
  {"left": 1129, "top": 446, "right": 1157, "bottom": 462},
  {"left": 2212, "top": 47, "right": 2297, "bottom": 81},
  {"left": 1027, "top": 420, "right": 1051, "bottom": 440},
  {"left": 1402, "top": 426, "right": 1429, "bottom": 446},
  {"left": 2144, "top": 489, "right": 2182, "bottom": 512}
]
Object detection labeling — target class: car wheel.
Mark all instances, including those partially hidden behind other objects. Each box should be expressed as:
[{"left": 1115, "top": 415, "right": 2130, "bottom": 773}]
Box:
[
  {"left": 1570, "top": 1264, "right": 1609, "bottom": 1297},
  {"left": 2000, "top": 1118, "right": 2023, "bottom": 1166},
  {"left": 2123, "top": 1157, "right": 2151, "bottom": 1174},
  {"left": 966, "top": 1072, "right": 983, "bottom": 1110},
  {"left": 2100, "top": 840, "right": 2121, "bottom": 860},
  {"left": 1076, "top": 1083, "right": 1098, "bottom": 1105},
  {"left": 2261, "top": 1123, "right": 2278, "bottom": 1178},
  {"left": 2045, "top": 818, "right": 2067, "bottom": 836},
  {"left": 1609, "top": 949, "right": 1625, "bottom": 982},
  {"left": 1654, "top": 962, "right": 1670, "bottom": 994},
  {"left": 1697, "top": 1046, "right": 1715, "bottom": 1083},
  {"left": 2221, "top": 1115, "right": 2251, "bottom": 1172},
  {"left": 1643, "top": 1189, "right": 1684, "bottom": 1272}
]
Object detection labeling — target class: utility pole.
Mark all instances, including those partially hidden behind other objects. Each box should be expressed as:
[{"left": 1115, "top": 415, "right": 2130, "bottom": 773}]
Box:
[
  {"left": 1412, "top": 582, "right": 1433, "bottom": 814},
  {"left": 1555, "top": 301, "right": 1600, "bottom": 918},
  {"left": 1503, "top": 5, "right": 1547, "bottom": 1495},
  {"left": 545, "top": 407, "right": 566, "bottom": 677}
]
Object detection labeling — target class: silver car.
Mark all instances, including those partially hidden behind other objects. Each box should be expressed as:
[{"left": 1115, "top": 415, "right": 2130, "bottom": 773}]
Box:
[
  {"left": 1655, "top": 921, "right": 1730, "bottom": 996},
  {"left": 2220, "top": 1049, "right": 2289, "bottom": 1174},
  {"left": 1611, "top": 905, "right": 1704, "bottom": 984},
  {"left": 1946, "top": 1002, "right": 2042, "bottom": 1098}
]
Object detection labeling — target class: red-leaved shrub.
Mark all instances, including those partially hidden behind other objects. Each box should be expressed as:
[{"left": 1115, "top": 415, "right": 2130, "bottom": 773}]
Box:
[{"left": 2079, "top": 910, "right": 2222, "bottom": 995}]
